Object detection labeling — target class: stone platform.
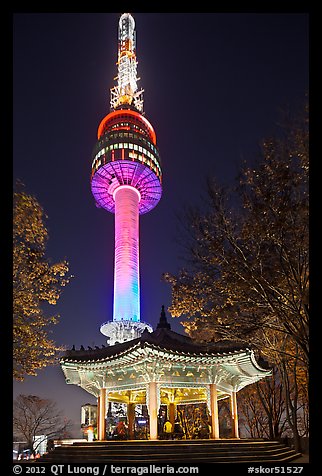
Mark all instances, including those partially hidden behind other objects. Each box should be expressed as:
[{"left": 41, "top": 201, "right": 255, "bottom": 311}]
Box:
[{"left": 40, "top": 439, "right": 301, "bottom": 463}]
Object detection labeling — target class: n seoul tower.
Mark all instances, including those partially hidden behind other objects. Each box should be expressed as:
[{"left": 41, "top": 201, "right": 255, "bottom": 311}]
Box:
[{"left": 91, "top": 13, "right": 162, "bottom": 345}]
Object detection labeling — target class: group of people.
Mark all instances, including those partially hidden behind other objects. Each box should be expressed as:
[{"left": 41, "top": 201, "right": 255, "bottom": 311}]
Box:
[
  {"left": 162, "top": 419, "right": 184, "bottom": 440},
  {"left": 112, "top": 418, "right": 184, "bottom": 440},
  {"left": 162, "top": 417, "right": 211, "bottom": 439},
  {"left": 111, "top": 416, "right": 210, "bottom": 440},
  {"left": 17, "top": 451, "right": 41, "bottom": 460}
]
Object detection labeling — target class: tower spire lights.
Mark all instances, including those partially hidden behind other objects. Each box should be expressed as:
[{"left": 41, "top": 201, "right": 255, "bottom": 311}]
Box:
[
  {"left": 110, "top": 13, "right": 144, "bottom": 112},
  {"left": 91, "top": 13, "right": 162, "bottom": 345}
]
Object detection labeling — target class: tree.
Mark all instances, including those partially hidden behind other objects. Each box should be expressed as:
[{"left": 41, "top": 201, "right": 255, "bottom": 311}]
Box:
[
  {"left": 277, "top": 338, "right": 309, "bottom": 448},
  {"left": 13, "top": 183, "right": 72, "bottom": 380},
  {"left": 238, "top": 366, "right": 288, "bottom": 439},
  {"left": 13, "top": 394, "right": 72, "bottom": 455},
  {"left": 164, "top": 101, "right": 308, "bottom": 363},
  {"left": 163, "top": 101, "right": 309, "bottom": 450}
]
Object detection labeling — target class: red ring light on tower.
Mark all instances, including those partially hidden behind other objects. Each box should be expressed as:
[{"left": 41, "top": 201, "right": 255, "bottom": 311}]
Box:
[{"left": 97, "top": 109, "right": 157, "bottom": 145}]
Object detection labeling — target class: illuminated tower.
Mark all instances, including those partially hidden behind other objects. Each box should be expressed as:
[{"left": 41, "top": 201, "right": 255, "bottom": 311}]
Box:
[{"left": 91, "top": 13, "right": 162, "bottom": 345}]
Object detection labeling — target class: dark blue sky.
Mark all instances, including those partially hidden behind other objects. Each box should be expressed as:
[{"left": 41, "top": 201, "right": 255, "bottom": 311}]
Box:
[{"left": 13, "top": 12, "right": 309, "bottom": 435}]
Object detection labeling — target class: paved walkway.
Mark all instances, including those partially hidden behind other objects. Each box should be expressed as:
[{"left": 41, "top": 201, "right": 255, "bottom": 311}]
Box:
[{"left": 292, "top": 454, "right": 309, "bottom": 463}]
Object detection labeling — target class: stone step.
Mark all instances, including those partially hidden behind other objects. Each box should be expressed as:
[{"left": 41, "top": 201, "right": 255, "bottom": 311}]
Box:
[
  {"left": 46, "top": 444, "right": 287, "bottom": 455},
  {"left": 40, "top": 440, "right": 301, "bottom": 463},
  {"left": 71, "top": 439, "right": 282, "bottom": 446}
]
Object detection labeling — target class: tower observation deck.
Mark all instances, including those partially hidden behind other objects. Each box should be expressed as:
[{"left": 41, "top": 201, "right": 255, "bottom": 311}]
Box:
[{"left": 91, "top": 13, "right": 162, "bottom": 345}]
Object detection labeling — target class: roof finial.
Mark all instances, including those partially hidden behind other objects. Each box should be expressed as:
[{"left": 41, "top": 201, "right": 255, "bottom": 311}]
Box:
[{"left": 157, "top": 305, "right": 171, "bottom": 330}]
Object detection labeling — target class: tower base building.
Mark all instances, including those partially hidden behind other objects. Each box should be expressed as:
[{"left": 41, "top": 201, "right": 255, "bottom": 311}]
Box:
[{"left": 100, "top": 320, "right": 152, "bottom": 346}]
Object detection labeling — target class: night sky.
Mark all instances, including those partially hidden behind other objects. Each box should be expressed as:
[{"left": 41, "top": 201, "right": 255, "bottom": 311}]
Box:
[{"left": 13, "top": 12, "right": 309, "bottom": 436}]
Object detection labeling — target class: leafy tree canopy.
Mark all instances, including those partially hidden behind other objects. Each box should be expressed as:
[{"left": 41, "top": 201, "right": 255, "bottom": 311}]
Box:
[
  {"left": 13, "top": 183, "right": 72, "bottom": 380},
  {"left": 164, "top": 101, "right": 309, "bottom": 367}
]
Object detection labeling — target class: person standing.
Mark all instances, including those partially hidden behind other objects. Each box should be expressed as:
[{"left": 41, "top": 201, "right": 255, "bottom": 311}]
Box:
[
  {"left": 114, "top": 420, "right": 128, "bottom": 440},
  {"left": 163, "top": 419, "right": 173, "bottom": 440},
  {"left": 173, "top": 419, "right": 183, "bottom": 439}
]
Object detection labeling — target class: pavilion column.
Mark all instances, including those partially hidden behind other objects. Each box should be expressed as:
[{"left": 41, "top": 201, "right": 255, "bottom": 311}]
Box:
[
  {"left": 209, "top": 383, "right": 220, "bottom": 439},
  {"left": 230, "top": 391, "right": 239, "bottom": 439},
  {"left": 97, "top": 396, "right": 100, "bottom": 437},
  {"left": 147, "top": 382, "right": 158, "bottom": 440},
  {"left": 127, "top": 402, "right": 135, "bottom": 439},
  {"left": 98, "top": 388, "right": 106, "bottom": 441},
  {"left": 168, "top": 402, "right": 175, "bottom": 428}
]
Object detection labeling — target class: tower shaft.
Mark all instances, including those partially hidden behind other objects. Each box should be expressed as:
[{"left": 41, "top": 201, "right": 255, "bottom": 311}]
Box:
[{"left": 113, "top": 185, "right": 140, "bottom": 323}]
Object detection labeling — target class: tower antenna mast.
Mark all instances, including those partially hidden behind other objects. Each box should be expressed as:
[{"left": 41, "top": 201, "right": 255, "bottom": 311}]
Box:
[{"left": 110, "top": 13, "right": 144, "bottom": 112}]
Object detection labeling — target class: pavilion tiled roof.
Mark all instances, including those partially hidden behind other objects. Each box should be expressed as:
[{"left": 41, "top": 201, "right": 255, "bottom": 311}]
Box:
[
  {"left": 61, "top": 307, "right": 271, "bottom": 397},
  {"left": 62, "top": 307, "right": 250, "bottom": 362}
]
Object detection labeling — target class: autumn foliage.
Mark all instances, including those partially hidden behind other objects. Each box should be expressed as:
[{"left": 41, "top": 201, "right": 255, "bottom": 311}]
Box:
[
  {"left": 164, "top": 102, "right": 308, "bottom": 362},
  {"left": 13, "top": 184, "right": 71, "bottom": 381}
]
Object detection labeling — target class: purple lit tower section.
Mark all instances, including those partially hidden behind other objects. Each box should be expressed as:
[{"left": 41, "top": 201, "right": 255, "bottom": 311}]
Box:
[{"left": 91, "top": 13, "right": 162, "bottom": 345}]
